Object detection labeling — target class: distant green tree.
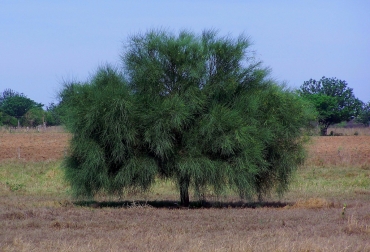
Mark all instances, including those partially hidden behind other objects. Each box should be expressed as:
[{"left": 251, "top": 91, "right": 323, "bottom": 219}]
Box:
[
  {"left": 22, "top": 107, "right": 45, "bottom": 127},
  {"left": 356, "top": 101, "right": 370, "bottom": 127},
  {"left": 0, "top": 89, "right": 22, "bottom": 126},
  {"left": 1, "top": 95, "right": 43, "bottom": 118},
  {"left": 299, "top": 77, "right": 362, "bottom": 135},
  {"left": 0, "top": 89, "right": 21, "bottom": 106},
  {"left": 0, "top": 112, "right": 17, "bottom": 127},
  {"left": 0, "top": 89, "right": 45, "bottom": 127},
  {"left": 61, "top": 30, "right": 315, "bottom": 206},
  {"left": 45, "top": 102, "right": 62, "bottom": 126}
]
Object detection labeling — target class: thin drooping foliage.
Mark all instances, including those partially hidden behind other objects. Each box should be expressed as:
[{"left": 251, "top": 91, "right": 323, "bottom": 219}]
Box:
[
  {"left": 61, "top": 30, "right": 316, "bottom": 206},
  {"left": 61, "top": 68, "right": 158, "bottom": 197}
]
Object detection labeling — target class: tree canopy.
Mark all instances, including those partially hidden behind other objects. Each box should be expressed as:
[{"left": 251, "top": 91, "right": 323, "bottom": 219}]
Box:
[
  {"left": 0, "top": 89, "right": 22, "bottom": 106},
  {"left": 356, "top": 101, "right": 370, "bottom": 127},
  {"left": 22, "top": 107, "right": 45, "bottom": 127},
  {"left": 1, "top": 95, "right": 43, "bottom": 118},
  {"left": 299, "top": 77, "right": 362, "bottom": 135},
  {"left": 61, "top": 30, "right": 316, "bottom": 206}
]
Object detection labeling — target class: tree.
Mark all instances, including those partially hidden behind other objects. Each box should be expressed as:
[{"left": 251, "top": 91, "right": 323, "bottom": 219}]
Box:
[
  {"left": 0, "top": 89, "right": 22, "bottom": 126},
  {"left": 356, "top": 101, "right": 370, "bottom": 127},
  {"left": 61, "top": 30, "right": 315, "bottom": 206},
  {"left": 0, "top": 112, "right": 18, "bottom": 127},
  {"left": 299, "top": 77, "right": 362, "bottom": 135},
  {"left": 0, "top": 89, "right": 45, "bottom": 127},
  {"left": 45, "top": 102, "right": 63, "bottom": 126},
  {"left": 0, "top": 89, "right": 21, "bottom": 106},
  {"left": 22, "top": 107, "right": 45, "bottom": 127},
  {"left": 1, "top": 95, "right": 43, "bottom": 118}
]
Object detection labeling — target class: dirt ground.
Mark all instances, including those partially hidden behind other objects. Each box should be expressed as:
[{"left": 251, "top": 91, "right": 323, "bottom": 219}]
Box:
[
  {"left": 1, "top": 132, "right": 370, "bottom": 251},
  {"left": 0, "top": 132, "right": 70, "bottom": 161}
]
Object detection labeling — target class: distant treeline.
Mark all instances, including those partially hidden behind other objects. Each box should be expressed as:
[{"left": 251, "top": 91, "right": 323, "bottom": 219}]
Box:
[
  {"left": 0, "top": 89, "right": 62, "bottom": 127},
  {"left": 1, "top": 82, "right": 369, "bottom": 131}
]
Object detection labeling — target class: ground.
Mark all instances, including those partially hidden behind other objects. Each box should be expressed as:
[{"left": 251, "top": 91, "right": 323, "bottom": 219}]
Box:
[
  {"left": 307, "top": 136, "right": 370, "bottom": 167},
  {"left": 0, "top": 129, "right": 70, "bottom": 161},
  {"left": 0, "top": 128, "right": 369, "bottom": 251}
]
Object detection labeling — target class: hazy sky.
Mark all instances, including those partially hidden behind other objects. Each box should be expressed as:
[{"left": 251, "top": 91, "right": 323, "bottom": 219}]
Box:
[{"left": 1, "top": 1, "right": 369, "bottom": 107}]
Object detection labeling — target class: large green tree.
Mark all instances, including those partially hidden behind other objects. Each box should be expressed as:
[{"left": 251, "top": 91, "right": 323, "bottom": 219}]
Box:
[
  {"left": 61, "top": 30, "right": 315, "bottom": 206},
  {"left": 299, "top": 77, "right": 362, "bottom": 135}
]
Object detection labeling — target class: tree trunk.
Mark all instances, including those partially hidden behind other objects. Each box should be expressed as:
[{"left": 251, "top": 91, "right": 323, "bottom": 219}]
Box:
[
  {"left": 180, "top": 176, "right": 190, "bottom": 207},
  {"left": 258, "top": 192, "right": 263, "bottom": 202},
  {"left": 320, "top": 125, "right": 329, "bottom": 136}
]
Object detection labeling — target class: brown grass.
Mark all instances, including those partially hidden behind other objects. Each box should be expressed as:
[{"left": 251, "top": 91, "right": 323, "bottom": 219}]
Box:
[
  {"left": 1, "top": 131, "right": 370, "bottom": 251},
  {"left": 304, "top": 135, "right": 370, "bottom": 168},
  {"left": 1, "top": 195, "right": 369, "bottom": 252},
  {"left": 291, "top": 197, "right": 335, "bottom": 209}
]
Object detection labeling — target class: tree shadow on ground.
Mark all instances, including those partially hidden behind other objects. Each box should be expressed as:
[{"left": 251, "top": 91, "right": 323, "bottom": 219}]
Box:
[{"left": 73, "top": 200, "right": 292, "bottom": 209}]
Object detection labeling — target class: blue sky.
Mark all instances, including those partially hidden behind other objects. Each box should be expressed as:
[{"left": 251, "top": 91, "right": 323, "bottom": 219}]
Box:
[{"left": 1, "top": 1, "right": 369, "bottom": 106}]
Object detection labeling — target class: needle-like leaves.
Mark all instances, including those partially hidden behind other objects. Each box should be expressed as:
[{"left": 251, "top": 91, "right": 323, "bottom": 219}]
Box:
[{"left": 61, "top": 30, "right": 316, "bottom": 205}]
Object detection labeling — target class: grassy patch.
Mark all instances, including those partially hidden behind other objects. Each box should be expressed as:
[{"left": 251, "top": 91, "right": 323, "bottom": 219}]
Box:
[
  {"left": 283, "top": 165, "right": 370, "bottom": 201},
  {"left": 1, "top": 160, "right": 369, "bottom": 204},
  {"left": 0, "top": 160, "right": 70, "bottom": 196}
]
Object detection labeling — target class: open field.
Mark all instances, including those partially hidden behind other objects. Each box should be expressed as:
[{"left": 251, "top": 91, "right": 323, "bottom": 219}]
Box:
[
  {"left": 1, "top": 131, "right": 370, "bottom": 251},
  {"left": 0, "top": 130, "right": 70, "bottom": 161},
  {"left": 306, "top": 136, "right": 370, "bottom": 168}
]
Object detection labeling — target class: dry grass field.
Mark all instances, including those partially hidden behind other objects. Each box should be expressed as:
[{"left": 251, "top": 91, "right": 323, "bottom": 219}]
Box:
[
  {"left": 306, "top": 136, "right": 370, "bottom": 168},
  {"left": 1, "top": 130, "right": 370, "bottom": 251}
]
